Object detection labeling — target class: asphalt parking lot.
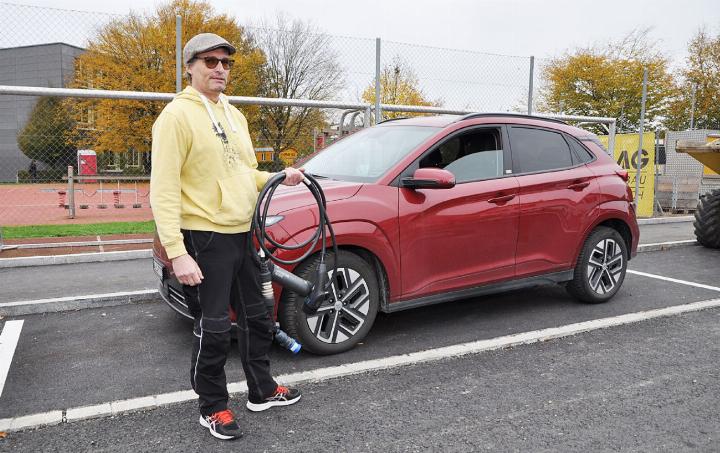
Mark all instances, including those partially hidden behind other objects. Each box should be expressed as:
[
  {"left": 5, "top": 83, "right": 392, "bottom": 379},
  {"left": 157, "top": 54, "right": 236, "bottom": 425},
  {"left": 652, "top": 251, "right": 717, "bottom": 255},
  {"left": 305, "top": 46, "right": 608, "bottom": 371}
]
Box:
[{"left": 1, "top": 240, "right": 719, "bottom": 451}]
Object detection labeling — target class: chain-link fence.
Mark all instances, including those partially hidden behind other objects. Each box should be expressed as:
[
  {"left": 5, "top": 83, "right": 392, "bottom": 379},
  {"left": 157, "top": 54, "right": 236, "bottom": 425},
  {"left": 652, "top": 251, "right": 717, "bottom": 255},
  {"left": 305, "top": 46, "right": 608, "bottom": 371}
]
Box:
[{"left": 0, "top": 2, "right": 549, "bottom": 228}]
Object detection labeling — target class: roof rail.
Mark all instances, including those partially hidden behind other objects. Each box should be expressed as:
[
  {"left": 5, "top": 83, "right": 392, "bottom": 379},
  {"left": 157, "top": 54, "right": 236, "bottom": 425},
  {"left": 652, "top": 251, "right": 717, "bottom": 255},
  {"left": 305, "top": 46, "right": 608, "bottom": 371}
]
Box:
[
  {"left": 454, "top": 112, "right": 568, "bottom": 125},
  {"left": 377, "top": 116, "right": 409, "bottom": 124}
]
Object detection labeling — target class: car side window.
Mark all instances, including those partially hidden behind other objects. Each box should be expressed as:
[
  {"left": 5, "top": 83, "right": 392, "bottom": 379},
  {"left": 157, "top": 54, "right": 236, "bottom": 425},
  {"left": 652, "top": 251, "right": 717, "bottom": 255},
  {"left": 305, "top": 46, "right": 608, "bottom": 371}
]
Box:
[
  {"left": 419, "top": 128, "right": 503, "bottom": 183},
  {"left": 509, "top": 127, "right": 573, "bottom": 173}
]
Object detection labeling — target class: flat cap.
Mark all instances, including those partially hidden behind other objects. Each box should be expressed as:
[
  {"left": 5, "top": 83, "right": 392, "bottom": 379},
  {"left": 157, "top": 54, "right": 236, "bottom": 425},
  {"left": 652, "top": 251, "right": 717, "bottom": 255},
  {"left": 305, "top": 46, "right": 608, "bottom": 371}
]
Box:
[{"left": 183, "top": 33, "right": 236, "bottom": 64}]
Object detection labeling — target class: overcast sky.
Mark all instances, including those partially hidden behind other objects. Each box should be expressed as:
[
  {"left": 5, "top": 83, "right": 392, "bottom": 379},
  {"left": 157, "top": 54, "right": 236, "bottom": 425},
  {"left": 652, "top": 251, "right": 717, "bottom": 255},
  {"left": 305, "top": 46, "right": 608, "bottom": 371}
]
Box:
[
  {"left": 9, "top": 0, "right": 718, "bottom": 63},
  {"left": 2, "top": 0, "right": 717, "bottom": 111}
]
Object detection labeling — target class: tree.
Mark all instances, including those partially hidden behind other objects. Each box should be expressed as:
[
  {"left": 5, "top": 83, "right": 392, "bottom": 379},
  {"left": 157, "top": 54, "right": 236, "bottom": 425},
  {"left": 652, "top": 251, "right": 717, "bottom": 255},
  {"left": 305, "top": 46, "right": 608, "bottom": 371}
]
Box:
[
  {"left": 18, "top": 96, "right": 76, "bottom": 168},
  {"left": 362, "top": 57, "right": 440, "bottom": 119},
  {"left": 665, "top": 28, "right": 720, "bottom": 130},
  {"left": 250, "top": 14, "right": 344, "bottom": 160},
  {"left": 67, "top": 0, "right": 265, "bottom": 160},
  {"left": 538, "top": 29, "right": 677, "bottom": 132}
]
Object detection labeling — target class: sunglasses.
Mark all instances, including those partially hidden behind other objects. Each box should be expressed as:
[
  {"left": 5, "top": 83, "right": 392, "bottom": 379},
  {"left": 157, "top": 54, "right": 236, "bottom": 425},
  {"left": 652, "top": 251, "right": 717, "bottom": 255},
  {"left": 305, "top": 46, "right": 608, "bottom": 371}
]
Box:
[{"left": 192, "top": 56, "right": 235, "bottom": 70}]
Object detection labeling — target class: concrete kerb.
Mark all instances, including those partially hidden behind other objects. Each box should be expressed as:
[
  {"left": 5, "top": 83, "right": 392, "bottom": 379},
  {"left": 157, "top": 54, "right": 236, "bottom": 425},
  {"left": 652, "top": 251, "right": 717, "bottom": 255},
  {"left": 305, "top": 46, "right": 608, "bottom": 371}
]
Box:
[
  {"left": 637, "top": 215, "right": 694, "bottom": 225},
  {"left": 0, "top": 249, "right": 152, "bottom": 268}
]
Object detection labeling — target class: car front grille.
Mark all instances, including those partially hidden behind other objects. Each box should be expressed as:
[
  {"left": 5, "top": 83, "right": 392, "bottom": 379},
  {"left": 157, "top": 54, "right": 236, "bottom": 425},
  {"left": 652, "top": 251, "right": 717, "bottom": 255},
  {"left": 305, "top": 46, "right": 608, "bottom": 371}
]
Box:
[{"left": 167, "top": 284, "right": 187, "bottom": 309}]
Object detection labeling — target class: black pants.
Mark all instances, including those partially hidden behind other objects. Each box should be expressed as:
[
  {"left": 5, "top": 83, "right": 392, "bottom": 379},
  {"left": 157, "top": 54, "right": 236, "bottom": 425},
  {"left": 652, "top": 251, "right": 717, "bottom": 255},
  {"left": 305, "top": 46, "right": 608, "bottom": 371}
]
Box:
[{"left": 182, "top": 230, "right": 277, "bottom": 416}]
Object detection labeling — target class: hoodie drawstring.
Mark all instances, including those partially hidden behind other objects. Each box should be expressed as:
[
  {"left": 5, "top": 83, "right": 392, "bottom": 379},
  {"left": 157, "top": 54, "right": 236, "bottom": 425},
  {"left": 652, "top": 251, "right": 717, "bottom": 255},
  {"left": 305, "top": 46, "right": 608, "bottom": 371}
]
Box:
[
  {"left": 219, "top": 94, "right": 238, "bottom": 133},
  {"left": 198, "top": 93, "right": 238, "bottom": 136}
]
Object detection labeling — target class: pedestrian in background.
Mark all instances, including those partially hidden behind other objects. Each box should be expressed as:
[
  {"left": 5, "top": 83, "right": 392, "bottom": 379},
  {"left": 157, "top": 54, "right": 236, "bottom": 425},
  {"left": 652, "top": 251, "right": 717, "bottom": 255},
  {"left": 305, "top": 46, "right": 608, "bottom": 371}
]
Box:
[{"left": 28, "top": 159, "right": 37, "bottom": 182}]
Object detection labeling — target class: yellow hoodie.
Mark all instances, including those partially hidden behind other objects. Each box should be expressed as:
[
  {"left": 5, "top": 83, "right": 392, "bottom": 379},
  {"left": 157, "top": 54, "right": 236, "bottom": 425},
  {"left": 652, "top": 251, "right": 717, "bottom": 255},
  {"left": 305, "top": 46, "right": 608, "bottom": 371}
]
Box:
[{"left": 150, "top": 86, "right": 273, "bottom": 259}]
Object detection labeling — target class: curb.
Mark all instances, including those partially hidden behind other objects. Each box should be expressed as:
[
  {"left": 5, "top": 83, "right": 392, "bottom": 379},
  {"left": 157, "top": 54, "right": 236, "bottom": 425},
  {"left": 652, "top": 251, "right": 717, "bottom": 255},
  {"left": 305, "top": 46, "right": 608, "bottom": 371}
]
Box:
[
  {"left": 637, "top": 216, "right": 694, "bottom": 225},
  {"left": 636, "top": 240, "right": 698, "bottom": 253},
  {"left": 0, "top": 289, "right": 160, "bottom": 317},
  {"left": 0, "top": 249, "right": 152, "bottom": 269}
]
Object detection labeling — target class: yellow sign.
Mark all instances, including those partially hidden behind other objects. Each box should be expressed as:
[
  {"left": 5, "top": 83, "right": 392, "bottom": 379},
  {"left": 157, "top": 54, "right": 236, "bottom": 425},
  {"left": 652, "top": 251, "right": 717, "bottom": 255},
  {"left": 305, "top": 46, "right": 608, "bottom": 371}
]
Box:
[
  {"left": 279, "top": 148, "right": 298, "bottom": 166},
  {"left": 599, "top": 132, "right": 656, "bottom": 218}
]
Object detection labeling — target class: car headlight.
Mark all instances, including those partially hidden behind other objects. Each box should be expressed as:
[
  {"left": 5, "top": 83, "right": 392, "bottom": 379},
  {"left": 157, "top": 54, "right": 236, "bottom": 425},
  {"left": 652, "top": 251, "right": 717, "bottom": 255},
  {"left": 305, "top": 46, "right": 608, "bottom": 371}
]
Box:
[{"left": 264, "top": 215, "right": 284, "bottom": 227}]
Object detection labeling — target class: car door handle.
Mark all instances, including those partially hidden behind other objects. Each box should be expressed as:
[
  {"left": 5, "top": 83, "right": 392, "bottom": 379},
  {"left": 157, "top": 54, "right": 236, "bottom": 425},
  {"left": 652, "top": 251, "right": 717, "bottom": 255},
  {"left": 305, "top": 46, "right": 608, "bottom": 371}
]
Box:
[
  {"left": 488, "top": 194, "right": 516, "bottom": 204},
  {"left": 567, "top": 181, "right": 590, "bottom": 191}
]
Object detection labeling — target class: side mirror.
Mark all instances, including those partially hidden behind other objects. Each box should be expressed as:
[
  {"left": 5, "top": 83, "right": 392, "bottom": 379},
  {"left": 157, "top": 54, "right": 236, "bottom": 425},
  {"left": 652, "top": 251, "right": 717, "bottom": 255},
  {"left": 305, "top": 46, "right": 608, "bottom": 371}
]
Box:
[{"left": 401, "top": 168, "right": 456, "bottom": 189}]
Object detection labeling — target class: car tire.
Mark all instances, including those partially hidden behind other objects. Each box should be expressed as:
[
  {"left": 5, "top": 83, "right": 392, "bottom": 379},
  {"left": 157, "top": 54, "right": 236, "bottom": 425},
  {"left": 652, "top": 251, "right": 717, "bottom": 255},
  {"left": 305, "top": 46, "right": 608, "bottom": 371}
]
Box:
[
  {"left": 279, "top": 250, "right": 380, "bottom": 355},
  {"left": 566, "top": 226, "right": 628, "bottom": 304}
]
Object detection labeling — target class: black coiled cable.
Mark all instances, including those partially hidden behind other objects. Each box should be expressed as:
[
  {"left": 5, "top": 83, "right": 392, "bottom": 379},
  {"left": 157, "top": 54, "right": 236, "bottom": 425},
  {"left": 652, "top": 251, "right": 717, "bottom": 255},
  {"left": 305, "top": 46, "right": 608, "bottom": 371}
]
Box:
[{"left": 251, "top": 172, "right": 338, "bottom": 285}]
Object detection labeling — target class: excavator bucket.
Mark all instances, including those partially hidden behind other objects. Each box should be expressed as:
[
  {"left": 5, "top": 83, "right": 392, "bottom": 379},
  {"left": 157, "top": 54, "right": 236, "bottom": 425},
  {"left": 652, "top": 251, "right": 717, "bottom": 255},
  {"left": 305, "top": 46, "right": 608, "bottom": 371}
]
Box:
[{"left": 675, "top": 136, "right": 720, "bottom": 174}]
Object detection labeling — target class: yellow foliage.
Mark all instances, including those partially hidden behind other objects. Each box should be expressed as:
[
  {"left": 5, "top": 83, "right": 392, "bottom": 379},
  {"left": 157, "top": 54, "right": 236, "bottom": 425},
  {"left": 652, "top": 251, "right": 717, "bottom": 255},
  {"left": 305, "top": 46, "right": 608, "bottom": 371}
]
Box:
[
  {"left": 362, "top": 59, "right": 439, "bottom": 119},
  {"left": 67, "top": 0, "right": 265, "bottom": 154},
  {"left": 666, "top": 29, "right": 720, "bottom": 130},
  {"left": 538, "top": 38, "right": 677, "bottom": 132}
]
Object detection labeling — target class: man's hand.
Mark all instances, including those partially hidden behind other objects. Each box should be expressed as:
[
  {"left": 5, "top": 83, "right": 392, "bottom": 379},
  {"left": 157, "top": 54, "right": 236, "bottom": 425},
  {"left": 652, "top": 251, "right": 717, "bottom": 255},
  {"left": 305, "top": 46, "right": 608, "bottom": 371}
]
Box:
[
  {"left": 281, "top": 167, "right": 305, "bottom": 186},
  {"left": 172, "top": 254, "right": 204, "bottom": 286}
]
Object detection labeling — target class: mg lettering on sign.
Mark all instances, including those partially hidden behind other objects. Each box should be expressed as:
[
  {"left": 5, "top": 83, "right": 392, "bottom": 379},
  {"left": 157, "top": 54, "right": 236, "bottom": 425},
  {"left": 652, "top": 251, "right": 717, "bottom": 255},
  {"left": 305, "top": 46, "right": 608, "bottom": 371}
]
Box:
[{"left": 600, "top": 132, "right": 656, "bottom": 217}]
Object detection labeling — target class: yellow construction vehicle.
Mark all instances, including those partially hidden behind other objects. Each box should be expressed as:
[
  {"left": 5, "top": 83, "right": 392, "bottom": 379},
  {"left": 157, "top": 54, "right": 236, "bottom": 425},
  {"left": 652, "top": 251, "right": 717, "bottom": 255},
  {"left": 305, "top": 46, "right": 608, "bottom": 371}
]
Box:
[{"left": 676, "top": 136, "right": 720, "bottom": 248}]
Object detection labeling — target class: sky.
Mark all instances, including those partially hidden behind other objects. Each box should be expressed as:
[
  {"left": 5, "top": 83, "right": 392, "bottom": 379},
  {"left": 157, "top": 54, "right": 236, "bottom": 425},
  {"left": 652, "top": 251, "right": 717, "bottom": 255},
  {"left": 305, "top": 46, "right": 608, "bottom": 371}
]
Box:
[{"left": 7, "top": 0, "right": 718, "bottom": 63}]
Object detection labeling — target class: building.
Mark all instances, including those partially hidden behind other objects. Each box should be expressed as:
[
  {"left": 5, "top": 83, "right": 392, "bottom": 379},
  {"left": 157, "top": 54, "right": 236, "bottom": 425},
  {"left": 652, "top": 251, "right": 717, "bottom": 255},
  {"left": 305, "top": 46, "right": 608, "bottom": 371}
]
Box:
[{"left": 0, "top": 43, "right": 85, "bottom": 182}]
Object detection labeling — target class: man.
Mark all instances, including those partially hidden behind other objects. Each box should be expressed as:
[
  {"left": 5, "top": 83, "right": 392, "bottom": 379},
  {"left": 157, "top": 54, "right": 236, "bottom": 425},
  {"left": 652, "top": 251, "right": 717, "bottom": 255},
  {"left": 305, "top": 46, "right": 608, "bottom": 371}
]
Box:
[{"left": 150, "top": 33, "right": 304, "bottom": 441}]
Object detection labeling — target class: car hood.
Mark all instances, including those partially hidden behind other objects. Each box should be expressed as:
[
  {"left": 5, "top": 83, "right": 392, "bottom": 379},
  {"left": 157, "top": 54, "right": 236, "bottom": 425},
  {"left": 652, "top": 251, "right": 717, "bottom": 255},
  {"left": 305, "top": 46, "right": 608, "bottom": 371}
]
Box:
[{"left": 266, "top": 179, "right": 363, "bottom": 214}]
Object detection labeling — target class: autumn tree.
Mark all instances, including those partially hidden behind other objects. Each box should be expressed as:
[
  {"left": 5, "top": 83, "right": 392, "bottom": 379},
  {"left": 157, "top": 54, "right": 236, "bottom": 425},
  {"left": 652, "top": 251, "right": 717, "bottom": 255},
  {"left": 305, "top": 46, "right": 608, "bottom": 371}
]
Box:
[
  {"left": 539, "top": 29, "right": 677, "bottom": 132},
  {"left": 249, "top": 14, "right": 344, "bottom": 160},
  {"left": 18, "top": 96, "right": 76, "bottom": 169},
  {"left": 68, "top": 0, "right": 264, "bottom": 166},
  {"left": 362, "top": 57, "right": 440, "bottom": 120},
  {"left": 665, "top": 28, "right": 720, "bottom": 130}
]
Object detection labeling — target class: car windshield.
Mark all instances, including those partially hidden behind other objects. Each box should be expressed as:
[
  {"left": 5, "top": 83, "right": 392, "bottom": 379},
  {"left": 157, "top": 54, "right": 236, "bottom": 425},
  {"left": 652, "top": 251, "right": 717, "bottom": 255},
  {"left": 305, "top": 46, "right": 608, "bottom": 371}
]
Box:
[{"left": 302, "top": 125, "right": 440, "bottom": 182}]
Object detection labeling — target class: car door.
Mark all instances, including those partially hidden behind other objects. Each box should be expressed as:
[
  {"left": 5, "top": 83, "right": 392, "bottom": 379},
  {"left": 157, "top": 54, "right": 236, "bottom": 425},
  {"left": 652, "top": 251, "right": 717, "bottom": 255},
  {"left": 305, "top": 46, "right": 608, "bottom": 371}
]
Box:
[
  {"left": 508, "top": 126, "right": 601, "bottom": 278},
  {"left": 397, "top": 126, "right": 520, "bottom": 299}
]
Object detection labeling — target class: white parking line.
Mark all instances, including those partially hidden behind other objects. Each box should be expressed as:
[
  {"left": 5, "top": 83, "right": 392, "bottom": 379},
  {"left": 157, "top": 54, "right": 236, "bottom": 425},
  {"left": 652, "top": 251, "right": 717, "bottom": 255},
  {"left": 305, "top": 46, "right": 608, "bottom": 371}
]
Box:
[
  {"left": 0, "top": 320, "right": 24, "bottom": 398},
  {"left": 2, "top": 297, "right": 720, "bottom": 432},
  {"left": 627, "top": 270, "right": 720, "bottom": 292}
]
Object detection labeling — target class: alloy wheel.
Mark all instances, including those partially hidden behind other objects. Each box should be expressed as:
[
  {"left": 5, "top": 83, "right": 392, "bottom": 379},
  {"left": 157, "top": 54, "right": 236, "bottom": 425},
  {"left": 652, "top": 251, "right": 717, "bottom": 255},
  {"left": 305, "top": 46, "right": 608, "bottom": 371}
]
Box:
[
  {"left": 304, "top": 267, "right": 371, "bottom": 344},
  {"left": 586, "top": 238, "right": 624, "bottom": 295}
]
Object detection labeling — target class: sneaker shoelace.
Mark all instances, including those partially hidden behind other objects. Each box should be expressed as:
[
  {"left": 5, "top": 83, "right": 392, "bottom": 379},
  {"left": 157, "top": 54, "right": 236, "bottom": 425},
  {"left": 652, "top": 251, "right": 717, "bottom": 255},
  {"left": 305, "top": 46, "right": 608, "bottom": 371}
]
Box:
[
  {"left": 275, "top": 385, "right": 289, "bottom": 396},
  {"left": 211, "top": 409, "right": 235, "bottom": 426}
]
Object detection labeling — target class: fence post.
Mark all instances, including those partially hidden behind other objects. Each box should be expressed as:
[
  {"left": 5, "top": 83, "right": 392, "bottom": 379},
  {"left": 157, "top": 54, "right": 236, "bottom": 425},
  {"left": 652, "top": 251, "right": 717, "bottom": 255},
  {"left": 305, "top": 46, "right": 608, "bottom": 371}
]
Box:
[
  {"left": 0, "top": 227, "right": 15, "bottom": 252},
  {"left": 67, "top": 165, "right": 76, "bottom": 219},
  {"left": 527, "top": 56, "right": 535, "bottom": 115},
  {"left": 689, "top": 82, "right": 697, "bottom": 130},
  {"left": 364, "top": 106, "right": 372, "bottom": 128},
  {"left": 636, "top": 68, "right": 648, "bottom": 209},
  {"left": 608, "top": 120, "right": 616, "bottom": 156},
  {"left": 176, "top": 15, "right": 182, "bottom": 93},
  {"left": 375, "top": 38, "right": 382, "bottom": 124}
]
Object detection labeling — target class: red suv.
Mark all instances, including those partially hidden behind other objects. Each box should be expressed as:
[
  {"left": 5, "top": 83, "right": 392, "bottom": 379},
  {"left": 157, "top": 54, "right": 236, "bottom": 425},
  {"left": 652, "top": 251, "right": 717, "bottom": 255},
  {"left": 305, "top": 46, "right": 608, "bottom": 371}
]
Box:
[{"left": 153, "top": 113, "right": 639, "bottom": 355}]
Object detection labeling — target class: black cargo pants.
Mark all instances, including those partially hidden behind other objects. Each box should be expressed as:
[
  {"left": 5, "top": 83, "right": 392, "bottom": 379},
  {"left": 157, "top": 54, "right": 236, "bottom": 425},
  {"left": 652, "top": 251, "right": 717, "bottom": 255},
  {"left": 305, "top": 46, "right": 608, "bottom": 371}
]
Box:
[{"left": 182, "top": 230, "right": 277, "bottom": 416}]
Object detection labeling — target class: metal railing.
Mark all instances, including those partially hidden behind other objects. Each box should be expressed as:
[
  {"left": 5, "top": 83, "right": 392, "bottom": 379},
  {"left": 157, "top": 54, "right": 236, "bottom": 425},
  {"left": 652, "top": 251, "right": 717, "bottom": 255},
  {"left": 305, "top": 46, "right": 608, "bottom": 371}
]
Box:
[{"left": 0, "top": 85, "right": 617, "bottom": 154}]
